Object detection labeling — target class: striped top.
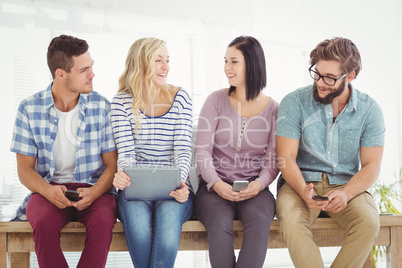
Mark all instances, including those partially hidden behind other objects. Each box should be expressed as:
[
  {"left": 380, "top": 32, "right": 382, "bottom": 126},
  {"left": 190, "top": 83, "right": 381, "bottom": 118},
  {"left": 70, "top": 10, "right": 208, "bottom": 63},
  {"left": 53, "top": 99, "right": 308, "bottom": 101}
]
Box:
[{"left": 110, "top": 88, "right": 193, "bottom": 185}]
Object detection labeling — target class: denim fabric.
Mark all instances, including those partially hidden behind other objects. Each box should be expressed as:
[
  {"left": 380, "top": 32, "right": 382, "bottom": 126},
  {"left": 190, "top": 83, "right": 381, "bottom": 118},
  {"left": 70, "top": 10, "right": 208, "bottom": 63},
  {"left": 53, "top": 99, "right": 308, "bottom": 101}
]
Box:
[
  {"left": 276, "top": 84, "right": 385, "bottom": 184},
  {"left": 117, "top": 192, "right": 194, "bottom": 268}
]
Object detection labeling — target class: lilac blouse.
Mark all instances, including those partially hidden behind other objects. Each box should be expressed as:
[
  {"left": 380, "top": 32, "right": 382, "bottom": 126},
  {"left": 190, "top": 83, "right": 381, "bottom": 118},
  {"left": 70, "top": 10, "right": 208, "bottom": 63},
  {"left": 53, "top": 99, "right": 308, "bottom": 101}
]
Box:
[{"left": 195, "top": 88, "right": 279, "bottom": 191}]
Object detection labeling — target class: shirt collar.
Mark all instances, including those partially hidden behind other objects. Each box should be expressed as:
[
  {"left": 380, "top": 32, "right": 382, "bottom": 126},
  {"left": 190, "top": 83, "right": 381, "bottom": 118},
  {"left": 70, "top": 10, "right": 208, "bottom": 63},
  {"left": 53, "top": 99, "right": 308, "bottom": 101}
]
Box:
[
  {"left": 43, "top": 83, "right": 89, "bottom": 111},
  {"left": 43, "top": 83, "right": 55, "bottom": 110},
  {"left": 78, "top": 92, "right": 89, "bottom": 111},
  {"left": 347, "top": 84, "right": 358, "bottom": 112}
]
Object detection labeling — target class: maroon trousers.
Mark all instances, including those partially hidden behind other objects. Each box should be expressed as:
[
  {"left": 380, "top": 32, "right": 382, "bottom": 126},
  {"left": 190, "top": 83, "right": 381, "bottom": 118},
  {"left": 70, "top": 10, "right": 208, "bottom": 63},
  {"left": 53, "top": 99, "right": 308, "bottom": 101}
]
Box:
[{"left": 26, "top": 183, "right": 116, "bottom": 268}]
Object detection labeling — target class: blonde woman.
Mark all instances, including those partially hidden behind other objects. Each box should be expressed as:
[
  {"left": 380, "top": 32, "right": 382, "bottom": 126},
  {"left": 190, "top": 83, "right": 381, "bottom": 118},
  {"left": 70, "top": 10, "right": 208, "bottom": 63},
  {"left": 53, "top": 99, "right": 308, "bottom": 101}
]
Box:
[{"left": 110, "top": 38, "right": 193, "bottom": 268}]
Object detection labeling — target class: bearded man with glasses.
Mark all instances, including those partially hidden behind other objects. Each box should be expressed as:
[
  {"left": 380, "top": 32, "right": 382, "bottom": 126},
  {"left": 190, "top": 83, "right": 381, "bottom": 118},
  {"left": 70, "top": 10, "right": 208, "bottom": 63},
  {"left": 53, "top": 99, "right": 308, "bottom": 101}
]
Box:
[{"left": 275, "top": 37, "right": 385, "bottom": 268}]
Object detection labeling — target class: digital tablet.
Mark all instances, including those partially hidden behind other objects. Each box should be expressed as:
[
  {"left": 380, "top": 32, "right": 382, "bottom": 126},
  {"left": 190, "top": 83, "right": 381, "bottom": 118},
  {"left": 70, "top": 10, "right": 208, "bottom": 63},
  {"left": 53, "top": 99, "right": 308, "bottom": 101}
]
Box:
[{"left": 123, "top": 166, "right": 181, "bottom": 201}]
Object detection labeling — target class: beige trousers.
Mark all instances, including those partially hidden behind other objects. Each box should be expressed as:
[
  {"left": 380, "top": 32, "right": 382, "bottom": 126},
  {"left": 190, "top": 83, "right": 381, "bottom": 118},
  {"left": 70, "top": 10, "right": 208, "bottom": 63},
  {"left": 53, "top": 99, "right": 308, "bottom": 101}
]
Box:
[{"left": 276, "top": 173, "right": 379, "bottom": 268}]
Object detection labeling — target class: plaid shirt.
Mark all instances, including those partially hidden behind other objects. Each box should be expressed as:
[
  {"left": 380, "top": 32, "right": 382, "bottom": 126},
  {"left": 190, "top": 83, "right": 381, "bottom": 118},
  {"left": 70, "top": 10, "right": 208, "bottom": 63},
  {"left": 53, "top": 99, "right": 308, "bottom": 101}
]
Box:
[{"left": 10, "top": 84, "right": 116, "bottom": 221}]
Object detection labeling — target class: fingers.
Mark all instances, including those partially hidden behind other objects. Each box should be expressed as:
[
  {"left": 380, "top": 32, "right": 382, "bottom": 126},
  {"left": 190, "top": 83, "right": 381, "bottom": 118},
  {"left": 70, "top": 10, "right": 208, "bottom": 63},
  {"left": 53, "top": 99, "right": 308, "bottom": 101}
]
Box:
[
  {"left": 307, "top": 183, "right": 315, "bottom": 197},
  {"left": 212, "top": 181, "right": 239, "bottom": 201},
  {"left": 324, "top": 198, "right": 345, "bottom": 212},
  {"left": 50, "top": 186, "right": 71, "bottom": 209},
  {"left": 113, "top": 170, "right": 131, "bottom": 190},
  {"left": 237, "top": 186, "right": 259, "bottom": 201},
  {"left": 75, "top": 188, "right": 85, "bottom": 199},
  {"left": 224, "top": 189, "right": 240, "bottom": 202},
  {"left": 61, "top": 185, "right": 68, "bottom": 193},
  {"left": 170, "top": 183, "right": 189, "bottom": 203}
]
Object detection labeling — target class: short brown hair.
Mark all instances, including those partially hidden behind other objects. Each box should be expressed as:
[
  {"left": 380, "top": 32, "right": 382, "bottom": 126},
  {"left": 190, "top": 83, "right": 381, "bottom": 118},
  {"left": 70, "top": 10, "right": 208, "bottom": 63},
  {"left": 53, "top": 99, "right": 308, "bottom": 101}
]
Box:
[
  {"left": 310, "top": 37, "right": 361, "bottom": 78},
  {"left": 47, "top": 35, "right": 89, "bottom": 79}
]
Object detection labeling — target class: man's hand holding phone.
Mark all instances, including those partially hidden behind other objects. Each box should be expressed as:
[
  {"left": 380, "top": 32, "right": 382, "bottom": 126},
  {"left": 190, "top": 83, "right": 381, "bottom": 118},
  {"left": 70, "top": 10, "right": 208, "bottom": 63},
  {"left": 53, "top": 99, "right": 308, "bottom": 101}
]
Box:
[
  {"left": 42, "top": 185, "right": 75, "bottom": 209},
  {"left": 304, "top": 183, "right": 329, "bottom": 210},
  {"left": 65, "top": 190, "right": 80, "bottom": 201},
  {"left": 312, "top": 195, "right": 329, "bottom": 201}
]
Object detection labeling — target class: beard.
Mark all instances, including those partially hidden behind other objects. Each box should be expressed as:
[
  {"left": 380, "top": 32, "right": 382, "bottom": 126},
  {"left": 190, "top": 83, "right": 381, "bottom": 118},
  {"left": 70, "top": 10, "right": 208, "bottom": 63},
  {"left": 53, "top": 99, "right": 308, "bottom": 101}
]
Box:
[
  {"left": 66, "top": 75, "right": 93, "bottom": 94},
  {"left": 313, "top": 79, "right": 346, "bottom": 105}
]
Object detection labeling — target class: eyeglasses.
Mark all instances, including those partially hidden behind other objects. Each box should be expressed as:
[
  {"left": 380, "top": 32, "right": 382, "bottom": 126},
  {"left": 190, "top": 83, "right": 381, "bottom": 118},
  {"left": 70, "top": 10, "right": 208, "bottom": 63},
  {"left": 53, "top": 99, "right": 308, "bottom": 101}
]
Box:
[{"left": 309, "top": 68, "right": 347, "bottom": 86}]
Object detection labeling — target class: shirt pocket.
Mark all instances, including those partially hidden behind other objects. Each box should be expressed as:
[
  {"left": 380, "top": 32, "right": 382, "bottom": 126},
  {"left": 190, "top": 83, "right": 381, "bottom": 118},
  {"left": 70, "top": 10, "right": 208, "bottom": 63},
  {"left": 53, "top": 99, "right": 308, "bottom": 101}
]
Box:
[
  {"left": 80, "top": 131, "right": 101, "bottom": 149},
  {"left": 338, "top": 126, "right": 361, "bottom": 166}
]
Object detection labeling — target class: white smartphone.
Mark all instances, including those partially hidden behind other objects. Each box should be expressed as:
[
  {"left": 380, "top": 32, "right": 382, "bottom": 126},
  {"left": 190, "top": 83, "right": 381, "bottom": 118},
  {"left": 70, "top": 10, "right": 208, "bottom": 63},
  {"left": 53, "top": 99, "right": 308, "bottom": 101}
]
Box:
[{"left": 232, "top": 181, "right": 249, "bottom": 191}]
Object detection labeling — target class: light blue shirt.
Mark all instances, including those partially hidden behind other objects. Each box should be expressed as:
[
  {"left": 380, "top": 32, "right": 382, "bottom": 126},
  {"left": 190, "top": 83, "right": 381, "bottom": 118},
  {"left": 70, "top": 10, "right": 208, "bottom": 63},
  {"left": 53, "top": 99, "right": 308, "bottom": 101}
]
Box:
[
  {"left": 275, "top": 84, "right": 385, "bottom": 185},
  {"left": 10, "top": 84, "right": 116, "bottom": 220}
]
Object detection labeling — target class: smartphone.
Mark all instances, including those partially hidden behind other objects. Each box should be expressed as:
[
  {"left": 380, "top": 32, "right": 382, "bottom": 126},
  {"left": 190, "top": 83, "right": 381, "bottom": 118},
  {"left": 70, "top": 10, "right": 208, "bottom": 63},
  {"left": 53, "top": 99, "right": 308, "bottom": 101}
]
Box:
[
  {"left": 232, "top": 181, "right": 249, "bottom": 192},
  {"left": 65, "top": 190, "right": 80, "bottom": 201},
  {"left": 312, "top": 195, "right": 329, "bottom": 201}
]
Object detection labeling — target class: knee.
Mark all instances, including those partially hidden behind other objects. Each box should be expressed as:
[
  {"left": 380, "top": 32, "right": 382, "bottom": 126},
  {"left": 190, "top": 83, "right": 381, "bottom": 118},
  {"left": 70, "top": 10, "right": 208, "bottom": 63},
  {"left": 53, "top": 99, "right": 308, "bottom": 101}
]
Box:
[
  {"left": 206, "top": 218, "right": 234, "bottom": 238},
  {"left": 30, "top": 217, "right": 62, "bottom": 237},
  {"left": 277, "top": 208, "right": 297, "bottom": 232},
  {"left": 241, "top": 212, "right": 272, "bottom": 234},
  {"left": 350, "top": 214, "right": 379, "bottom": 238},
  {"left": 87, "top": 213, "right": 115, "bottom": 232},
  {"left": 158, "top": 228, "right": 181, "bottom": 249},
  {"left": 279, "top": 218, "right": 299, "bottom": 233},
  {"left": 278, "top": 215, "right": 310, "bottom": 239},
  {"left": 197, "top": 208, "right": 233, "bottom": 235}
]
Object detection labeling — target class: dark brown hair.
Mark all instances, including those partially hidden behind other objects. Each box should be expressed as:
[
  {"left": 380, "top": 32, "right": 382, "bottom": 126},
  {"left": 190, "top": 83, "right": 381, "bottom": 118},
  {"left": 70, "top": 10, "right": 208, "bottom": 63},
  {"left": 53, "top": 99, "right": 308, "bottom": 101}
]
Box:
[
  {"left": 47, "top": 35, "right": 89, "bottom": 79},
  {"left": 228, "top": 36, "right": 267, "bottom": 101}
]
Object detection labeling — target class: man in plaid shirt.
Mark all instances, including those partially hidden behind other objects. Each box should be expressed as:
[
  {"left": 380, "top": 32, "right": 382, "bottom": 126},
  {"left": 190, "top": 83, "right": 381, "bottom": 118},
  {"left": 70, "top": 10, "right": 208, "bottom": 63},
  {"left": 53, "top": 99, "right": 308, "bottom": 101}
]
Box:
[{"left": 10, "top": 35, "right": 117, "bottom": 268}]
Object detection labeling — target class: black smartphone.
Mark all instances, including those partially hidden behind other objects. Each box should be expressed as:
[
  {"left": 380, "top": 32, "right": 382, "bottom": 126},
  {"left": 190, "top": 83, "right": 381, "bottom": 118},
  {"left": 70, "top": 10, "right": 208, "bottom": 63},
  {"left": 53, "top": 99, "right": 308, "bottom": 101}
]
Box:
[
  {"left": 65, "top": 190, "right": 80, "bottom": 201},
  {"left": 232, "top": 181, "right": 249, "bottom": 192},
  {"left": 313, "top": 195, "right": 329, "bottom": 201}
]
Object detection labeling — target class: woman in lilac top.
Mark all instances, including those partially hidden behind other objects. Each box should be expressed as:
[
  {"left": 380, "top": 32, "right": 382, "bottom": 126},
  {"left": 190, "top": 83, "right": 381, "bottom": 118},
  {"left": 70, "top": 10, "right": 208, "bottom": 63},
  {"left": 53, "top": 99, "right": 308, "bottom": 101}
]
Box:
[{"left": 195, "top": 36, "right": 279, "bottom": 268}]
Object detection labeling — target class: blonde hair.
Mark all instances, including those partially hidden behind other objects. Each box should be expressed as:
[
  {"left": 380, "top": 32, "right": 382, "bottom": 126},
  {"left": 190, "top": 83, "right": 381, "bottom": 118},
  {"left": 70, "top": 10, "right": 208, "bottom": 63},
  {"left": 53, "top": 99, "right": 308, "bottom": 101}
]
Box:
[{"left": 118, "top": 37, "right": 175, "bottom": 131}]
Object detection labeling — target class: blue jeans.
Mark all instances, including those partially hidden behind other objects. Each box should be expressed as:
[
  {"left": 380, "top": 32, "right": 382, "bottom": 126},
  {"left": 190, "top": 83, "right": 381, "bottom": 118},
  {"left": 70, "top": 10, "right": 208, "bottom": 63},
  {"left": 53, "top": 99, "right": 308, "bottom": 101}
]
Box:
[{"left": 117, "top": 192, "right": 194, "bottom": 268}]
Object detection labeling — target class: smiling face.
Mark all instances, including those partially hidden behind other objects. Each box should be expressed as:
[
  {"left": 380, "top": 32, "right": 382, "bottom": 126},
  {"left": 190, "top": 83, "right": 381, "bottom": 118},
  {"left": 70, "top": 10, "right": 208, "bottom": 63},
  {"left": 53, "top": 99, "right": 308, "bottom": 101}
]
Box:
[
  {"left": 152, "top": 46, "right": 170, "bottom": 90},
  {"left": 65, "top": 51, "right": 95, "bottom": 94},
  {"left": 312, "top": 60, "right": 347, "bottom": 105},
  {"left": 224, "top": 46, "right": 246, "bottom": 89}
]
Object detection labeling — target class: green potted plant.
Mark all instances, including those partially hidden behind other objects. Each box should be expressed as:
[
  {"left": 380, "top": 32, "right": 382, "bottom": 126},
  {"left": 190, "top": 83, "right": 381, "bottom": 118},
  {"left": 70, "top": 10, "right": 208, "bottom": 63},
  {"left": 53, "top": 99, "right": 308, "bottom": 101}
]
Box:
[{"left": 370, "top": 168, "right": 401, "bottom": 267}]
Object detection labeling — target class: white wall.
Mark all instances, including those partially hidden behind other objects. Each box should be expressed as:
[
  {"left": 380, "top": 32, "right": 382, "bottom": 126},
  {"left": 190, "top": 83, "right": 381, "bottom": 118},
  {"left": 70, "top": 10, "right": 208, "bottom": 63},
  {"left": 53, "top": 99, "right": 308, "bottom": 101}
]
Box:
[
  {"left": 1, "top": 0, "right": 401, "bottom": 207},
  {"left": 0, "top": 0, "right": 400, "bottom": 266}
]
